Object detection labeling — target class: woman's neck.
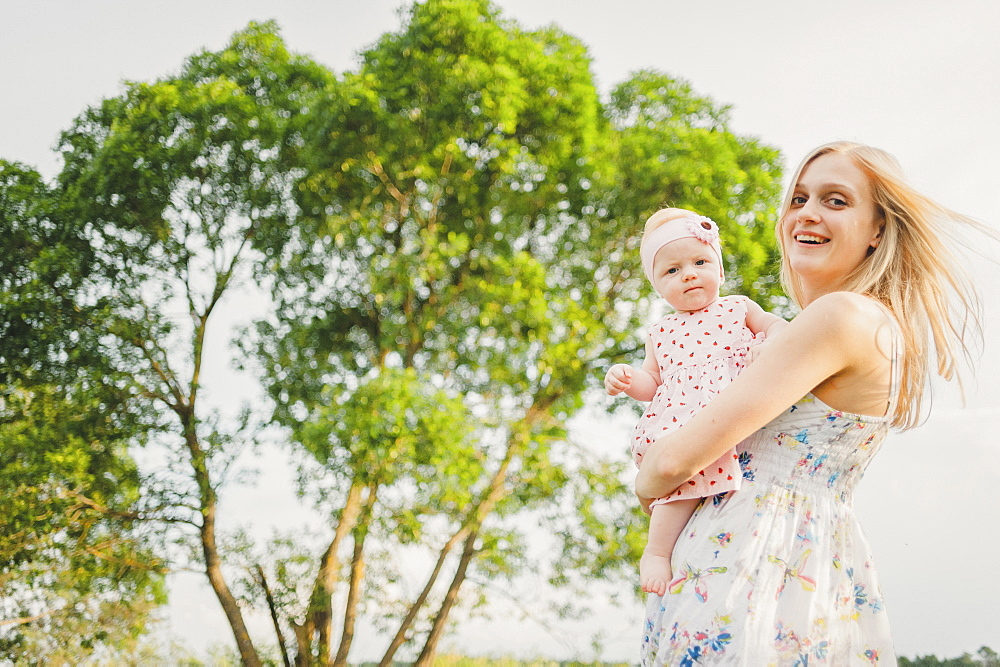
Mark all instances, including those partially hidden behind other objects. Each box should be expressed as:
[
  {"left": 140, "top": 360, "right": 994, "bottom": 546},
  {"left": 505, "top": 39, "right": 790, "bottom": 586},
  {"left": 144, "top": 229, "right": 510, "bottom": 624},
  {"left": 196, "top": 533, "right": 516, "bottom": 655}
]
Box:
[{"left": 799, "top": 282, "right": 845, "bottom": 308}]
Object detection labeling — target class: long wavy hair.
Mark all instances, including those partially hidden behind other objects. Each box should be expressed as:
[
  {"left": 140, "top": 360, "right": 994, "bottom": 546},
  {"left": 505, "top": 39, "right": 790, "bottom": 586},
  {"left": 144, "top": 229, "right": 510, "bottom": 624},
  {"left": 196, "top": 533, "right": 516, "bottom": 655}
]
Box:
[{"left": 778, "top": 141, "right": 993, "bottom": 430}]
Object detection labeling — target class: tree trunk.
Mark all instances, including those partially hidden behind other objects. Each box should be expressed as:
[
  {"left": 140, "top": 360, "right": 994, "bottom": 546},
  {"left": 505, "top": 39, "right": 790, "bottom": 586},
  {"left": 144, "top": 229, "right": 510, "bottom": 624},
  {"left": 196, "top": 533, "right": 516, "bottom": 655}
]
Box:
[
  {"left": 290, "top": 480, "right": 364, "bottom": 666},
  {"left": 314, "top": 481, "right": 364, "bottom": 663},
  {"left": 378, "top": 526, "right": 468, "bottom": 665},
  {"left": 292, "top": 622, "right": 312, "bottom": 667},
  {"left": 202, "top": 494, "right": 261, "bottom": 666},
  {"left": 409, "top": 410, "right": 547, "bottom": 664},
  {"left": 183, "top": 417, "right": 261, "bottom": 666},
  {"left": 414, "top": 526, "right": 481, "bottom": 666},
  {"left": 256, "top": 564, "right": 292, "bottom": 667},
  {"left": 332, "top": 485, "right": 377, "bottom": 666}
]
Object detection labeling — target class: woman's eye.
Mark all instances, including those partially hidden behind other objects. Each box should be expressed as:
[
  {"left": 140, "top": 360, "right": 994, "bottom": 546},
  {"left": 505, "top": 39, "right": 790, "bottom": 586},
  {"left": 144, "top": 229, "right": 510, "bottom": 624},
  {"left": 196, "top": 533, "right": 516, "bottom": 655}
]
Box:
[
  {"left": 791, "top": 195, "right": 807, "bottom": 205},
  {"left": 829, "top": 197, "right": 848, "bottom": 207}
]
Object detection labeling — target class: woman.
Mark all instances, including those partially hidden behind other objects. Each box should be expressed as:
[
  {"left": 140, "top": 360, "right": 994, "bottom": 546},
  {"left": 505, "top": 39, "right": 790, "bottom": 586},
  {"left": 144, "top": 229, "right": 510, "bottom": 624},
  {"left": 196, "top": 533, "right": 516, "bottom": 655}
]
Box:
[{"left": 634, "top": 141, "right": 989, "bottom": 665}]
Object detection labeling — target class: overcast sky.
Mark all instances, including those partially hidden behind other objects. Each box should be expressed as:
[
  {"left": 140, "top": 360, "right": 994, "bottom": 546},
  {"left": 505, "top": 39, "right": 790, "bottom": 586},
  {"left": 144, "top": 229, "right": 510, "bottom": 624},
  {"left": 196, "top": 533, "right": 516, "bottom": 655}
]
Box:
[{"left": 2, "top": 0, "right": 999, "bottom": 662}]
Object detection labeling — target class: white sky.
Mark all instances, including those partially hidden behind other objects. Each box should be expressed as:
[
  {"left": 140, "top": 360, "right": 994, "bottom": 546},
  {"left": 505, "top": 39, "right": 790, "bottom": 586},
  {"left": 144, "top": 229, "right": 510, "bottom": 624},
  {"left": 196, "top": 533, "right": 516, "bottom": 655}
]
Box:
[{"left": 3, "top": 0, "right": 1000, "bottom": 662}]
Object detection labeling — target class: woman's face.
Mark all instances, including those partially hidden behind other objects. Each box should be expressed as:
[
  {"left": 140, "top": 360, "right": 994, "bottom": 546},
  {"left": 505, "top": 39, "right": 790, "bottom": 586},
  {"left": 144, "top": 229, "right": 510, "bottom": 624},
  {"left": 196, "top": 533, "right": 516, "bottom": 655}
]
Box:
[{"left": 780, "top": 152, "right": 882, "bottom": 301}]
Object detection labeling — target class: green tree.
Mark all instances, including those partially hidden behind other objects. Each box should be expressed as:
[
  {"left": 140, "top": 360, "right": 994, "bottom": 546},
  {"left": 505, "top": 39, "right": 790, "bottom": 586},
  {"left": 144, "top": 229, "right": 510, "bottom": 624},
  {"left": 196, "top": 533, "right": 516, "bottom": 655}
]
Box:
[
  {"left": 244, "top": 0, "right": 784, "bottom": 663},
  {"left": 0, "top": 162, "right": 165, "bottom": 660},
  {"left": 50, "top": 22, "right": 331, "bottom": 665},
  {"left": 0, "top": 385, "right": 166, "bottom": 661},
  {"left": 600, "top": 70, "right": 784, "bottom": 301}
]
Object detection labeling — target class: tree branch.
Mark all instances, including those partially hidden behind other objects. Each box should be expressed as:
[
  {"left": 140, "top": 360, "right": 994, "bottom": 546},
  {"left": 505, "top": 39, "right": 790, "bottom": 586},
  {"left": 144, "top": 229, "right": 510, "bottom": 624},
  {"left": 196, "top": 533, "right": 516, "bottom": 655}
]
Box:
[
  {"left": 0, "top": 609, "right": 58, "bottom": 628},
  {"left": 332, "top": 483, "right": 378, "bottom": 666},
  {"left": 255, "top": 563, "right": 292, "bottom": 667}
]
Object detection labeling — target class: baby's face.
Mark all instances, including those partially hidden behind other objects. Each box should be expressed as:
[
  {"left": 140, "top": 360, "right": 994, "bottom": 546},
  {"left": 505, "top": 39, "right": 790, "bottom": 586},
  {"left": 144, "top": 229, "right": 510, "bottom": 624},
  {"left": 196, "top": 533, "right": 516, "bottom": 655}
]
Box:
[{"left": 649, "top": 237, "right": 722, "bottom": 312}]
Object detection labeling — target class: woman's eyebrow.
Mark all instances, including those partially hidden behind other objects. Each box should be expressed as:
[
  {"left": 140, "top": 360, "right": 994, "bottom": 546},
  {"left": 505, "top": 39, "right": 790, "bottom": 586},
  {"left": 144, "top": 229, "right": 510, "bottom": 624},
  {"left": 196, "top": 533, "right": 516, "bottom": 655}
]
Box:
[{"left": 797, "top": 181, "right": 857, "bottom": 196}]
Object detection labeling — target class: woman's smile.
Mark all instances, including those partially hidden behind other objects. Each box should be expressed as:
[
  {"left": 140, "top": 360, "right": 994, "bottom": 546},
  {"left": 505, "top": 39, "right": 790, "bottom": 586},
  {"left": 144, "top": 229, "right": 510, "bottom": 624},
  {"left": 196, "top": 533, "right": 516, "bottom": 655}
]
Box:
[{"left": 793, "top": 233, "right": 830, "bottom": 245}]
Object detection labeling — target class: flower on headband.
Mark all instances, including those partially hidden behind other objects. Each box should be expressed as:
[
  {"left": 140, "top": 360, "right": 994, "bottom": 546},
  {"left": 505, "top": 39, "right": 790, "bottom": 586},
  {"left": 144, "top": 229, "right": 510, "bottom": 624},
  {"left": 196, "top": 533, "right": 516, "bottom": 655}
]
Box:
[{"left": 685, "top": 215, "right": 720, "bottom": 244}]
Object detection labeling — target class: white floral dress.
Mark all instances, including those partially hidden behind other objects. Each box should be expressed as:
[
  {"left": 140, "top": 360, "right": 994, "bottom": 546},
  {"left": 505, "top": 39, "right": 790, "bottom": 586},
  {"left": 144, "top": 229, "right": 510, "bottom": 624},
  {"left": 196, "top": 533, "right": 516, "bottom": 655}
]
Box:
[{"left": 641, "top": 389, "right": 898, "bottom": 665}]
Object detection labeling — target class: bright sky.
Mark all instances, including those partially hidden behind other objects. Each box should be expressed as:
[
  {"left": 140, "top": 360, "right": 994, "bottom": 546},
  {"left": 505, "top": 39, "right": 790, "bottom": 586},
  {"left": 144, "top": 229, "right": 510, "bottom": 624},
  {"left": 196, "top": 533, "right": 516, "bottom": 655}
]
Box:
[{"left": 3, "top": 0, "right": 999, "bottom": 662}]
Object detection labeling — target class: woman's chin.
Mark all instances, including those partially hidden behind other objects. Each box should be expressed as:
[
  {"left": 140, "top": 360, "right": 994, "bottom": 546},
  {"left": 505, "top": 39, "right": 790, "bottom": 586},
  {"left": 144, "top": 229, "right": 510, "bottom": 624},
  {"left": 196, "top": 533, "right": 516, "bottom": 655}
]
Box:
[{"left": 788, "top": 257, "right": 827, "bottom": 281}]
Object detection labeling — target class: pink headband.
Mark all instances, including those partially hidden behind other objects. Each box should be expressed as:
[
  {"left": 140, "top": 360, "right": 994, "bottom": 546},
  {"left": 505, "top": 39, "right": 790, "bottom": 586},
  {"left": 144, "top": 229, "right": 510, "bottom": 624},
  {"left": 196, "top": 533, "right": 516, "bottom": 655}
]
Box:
[{"left": 640, "top": 214, "right": 724, "bottom": 282}]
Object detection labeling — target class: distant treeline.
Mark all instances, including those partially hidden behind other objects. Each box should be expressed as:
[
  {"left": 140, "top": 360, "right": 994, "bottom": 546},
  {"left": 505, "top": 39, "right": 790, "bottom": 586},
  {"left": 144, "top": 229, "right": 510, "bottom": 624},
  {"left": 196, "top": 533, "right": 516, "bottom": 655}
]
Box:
[{"left": 899, "top": 646, "right": 999, "bottom": 667}]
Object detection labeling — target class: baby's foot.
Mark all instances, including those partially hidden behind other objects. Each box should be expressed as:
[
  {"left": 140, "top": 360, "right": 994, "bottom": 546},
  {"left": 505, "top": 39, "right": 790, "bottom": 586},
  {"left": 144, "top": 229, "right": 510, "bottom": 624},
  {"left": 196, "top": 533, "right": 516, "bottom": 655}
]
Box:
[{"left": 640, "top": 550, "right": 672, "bottom": 596}]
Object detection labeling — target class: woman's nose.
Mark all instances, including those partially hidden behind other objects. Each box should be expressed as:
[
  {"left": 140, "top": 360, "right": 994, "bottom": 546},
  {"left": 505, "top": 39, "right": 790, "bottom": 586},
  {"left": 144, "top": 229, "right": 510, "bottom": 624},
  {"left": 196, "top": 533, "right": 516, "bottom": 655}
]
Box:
[{"left": 797, "top": 199, "right": 820, "bottom": 223}]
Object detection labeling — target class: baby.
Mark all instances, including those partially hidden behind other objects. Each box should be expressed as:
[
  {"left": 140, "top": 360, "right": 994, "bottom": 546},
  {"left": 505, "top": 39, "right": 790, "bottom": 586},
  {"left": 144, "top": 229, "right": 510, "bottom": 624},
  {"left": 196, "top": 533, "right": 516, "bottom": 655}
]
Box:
[{"left": 605, "top": 207, "right": 787, "bottom": 595}]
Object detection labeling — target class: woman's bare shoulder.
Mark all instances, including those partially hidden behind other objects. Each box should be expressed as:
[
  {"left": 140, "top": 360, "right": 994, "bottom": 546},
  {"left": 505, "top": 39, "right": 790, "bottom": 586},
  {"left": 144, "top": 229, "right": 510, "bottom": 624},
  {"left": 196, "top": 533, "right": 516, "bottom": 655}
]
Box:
[
  {"left": 798, "top": 292, "right": 890, "bottom": 333},
  {"left": 797, "top": 292, "right": 896, "bottom": 406}
]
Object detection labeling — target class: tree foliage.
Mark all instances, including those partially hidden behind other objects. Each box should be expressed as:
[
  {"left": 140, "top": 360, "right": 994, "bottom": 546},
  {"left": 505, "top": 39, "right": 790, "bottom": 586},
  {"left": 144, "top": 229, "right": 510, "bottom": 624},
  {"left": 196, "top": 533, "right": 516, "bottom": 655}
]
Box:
[
  {"left": 2, "top": 21, "right": 332, "bottom": 666},
  {"left": 899, "top": 646, "right": 1000, "bottom": 666},
  {"left": 51, "top": 21, "right": 334, "bottom": 666},
  {"left": 245, "top": 0, "right": 784, "bottom": 663},
  {"left": 2, "top": 1, "right": 786, "bottom": 663},
  {"left": 0, "top": 161, "right": 165, "bottom": 660},
  {"left": 0, "top": 383, "right": 165, "bottom": 661}
]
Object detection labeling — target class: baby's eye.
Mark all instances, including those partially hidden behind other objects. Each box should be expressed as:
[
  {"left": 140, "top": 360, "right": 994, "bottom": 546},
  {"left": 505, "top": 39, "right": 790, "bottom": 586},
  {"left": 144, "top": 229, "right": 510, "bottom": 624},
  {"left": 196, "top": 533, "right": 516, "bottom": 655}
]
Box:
[
  {"left": 695, "top": 259, "right": 706, "bottom": 266},
  {"left": 665, "top": 267, "right": 678, "bottom": 275}
]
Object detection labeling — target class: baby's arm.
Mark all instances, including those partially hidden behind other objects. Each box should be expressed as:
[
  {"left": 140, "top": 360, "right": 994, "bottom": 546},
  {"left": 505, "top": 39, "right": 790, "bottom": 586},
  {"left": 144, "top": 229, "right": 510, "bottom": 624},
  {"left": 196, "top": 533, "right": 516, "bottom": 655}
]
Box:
[
  {"left": 743, "top": 296, "right": 789, "bottom": 340},
  {"left": 605, "top": 336, "right": 661, "bottom": 402}
]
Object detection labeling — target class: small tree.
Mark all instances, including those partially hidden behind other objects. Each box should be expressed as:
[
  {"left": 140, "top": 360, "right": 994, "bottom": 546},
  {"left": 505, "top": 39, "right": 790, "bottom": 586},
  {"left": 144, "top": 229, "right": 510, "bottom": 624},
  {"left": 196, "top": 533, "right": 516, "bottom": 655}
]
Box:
[
  {"left": 50, "top": 23, "right": 331, "bottom": 664},
  {"left": 898, "top": 646, "right": 1000, "bottom": 666}
]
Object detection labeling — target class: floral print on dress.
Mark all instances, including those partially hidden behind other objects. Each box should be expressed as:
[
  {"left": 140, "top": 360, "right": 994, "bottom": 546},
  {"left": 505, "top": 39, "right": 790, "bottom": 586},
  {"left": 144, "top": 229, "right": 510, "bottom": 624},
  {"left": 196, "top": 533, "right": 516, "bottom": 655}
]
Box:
[
  {"left": 669, "top": 564, "right": 728, "bottom": 602},
  {"left": 774, "top": 620, "right": 831, "bottom": 665},
  {"left": 641, "top": 392, "right": 897, "bottom": 665},
  {"left": 768, "top": 548, "right": 817, "bottom": 599},
  {"left": 665, "top": 615, "right": 734, "bottom": 666}
]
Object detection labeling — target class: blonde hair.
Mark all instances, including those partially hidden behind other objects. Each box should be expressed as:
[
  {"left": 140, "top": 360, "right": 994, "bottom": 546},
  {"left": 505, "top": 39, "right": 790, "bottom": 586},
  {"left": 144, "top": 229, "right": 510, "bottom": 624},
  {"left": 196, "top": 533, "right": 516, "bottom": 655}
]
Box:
[
  {"left": 643, "top": 207, "right": 696, "bottom": 236},
  {"left": 778, "top": 141, "right": 993, "bottom": 430}
]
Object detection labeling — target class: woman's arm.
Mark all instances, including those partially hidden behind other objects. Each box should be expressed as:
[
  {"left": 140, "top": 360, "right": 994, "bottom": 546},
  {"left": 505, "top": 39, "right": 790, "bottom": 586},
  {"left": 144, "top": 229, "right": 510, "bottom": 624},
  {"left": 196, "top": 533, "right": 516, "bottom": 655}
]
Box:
[{"left": 635, "top": 292, "right": 882, "bottom": 502}]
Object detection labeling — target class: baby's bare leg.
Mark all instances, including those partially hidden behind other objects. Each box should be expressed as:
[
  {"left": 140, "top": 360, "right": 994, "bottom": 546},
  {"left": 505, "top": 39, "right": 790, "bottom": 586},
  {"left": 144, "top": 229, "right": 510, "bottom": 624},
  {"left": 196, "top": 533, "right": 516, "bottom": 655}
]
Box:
[{"left": 641, "top": 498, "right": 699, "bottom": 596}]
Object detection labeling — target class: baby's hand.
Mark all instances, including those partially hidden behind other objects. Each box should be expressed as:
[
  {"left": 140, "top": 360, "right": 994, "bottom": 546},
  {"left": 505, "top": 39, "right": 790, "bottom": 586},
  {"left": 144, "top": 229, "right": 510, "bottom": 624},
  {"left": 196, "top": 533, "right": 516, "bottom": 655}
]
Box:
[
  {"left": 746, "top": 338, "right": 769, "bottom": 365},
  {"left": 605, "top": 364, "right": 632, "bottom": 396}
]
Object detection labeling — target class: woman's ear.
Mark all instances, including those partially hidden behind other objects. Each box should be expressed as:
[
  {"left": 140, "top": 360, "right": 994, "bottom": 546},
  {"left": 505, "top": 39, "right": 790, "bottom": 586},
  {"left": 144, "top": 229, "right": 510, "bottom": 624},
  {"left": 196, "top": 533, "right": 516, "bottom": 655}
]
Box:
[
  {"left": 867, "top": 227, "right": 884, "bottom": 256},
  {"left": 870, "top": 226, "right": 884, "bottom": 250}
]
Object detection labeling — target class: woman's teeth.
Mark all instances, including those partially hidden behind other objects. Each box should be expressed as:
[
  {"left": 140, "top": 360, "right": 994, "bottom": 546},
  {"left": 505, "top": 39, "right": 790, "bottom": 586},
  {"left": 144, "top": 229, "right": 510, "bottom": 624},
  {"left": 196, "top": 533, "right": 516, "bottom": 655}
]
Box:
[{"left": 795, "top": 234, "right": 829, "bottom": 244}]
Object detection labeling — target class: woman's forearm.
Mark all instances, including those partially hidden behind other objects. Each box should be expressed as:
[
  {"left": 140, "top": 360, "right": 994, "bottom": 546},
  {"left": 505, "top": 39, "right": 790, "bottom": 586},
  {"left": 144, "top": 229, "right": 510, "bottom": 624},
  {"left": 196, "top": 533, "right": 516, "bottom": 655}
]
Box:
[
  {"left": 635, "top": 446, "right": 688, "bottom": 500},
  {"left": 634, "top": 395, "right": 763, "bottom": 500}
]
